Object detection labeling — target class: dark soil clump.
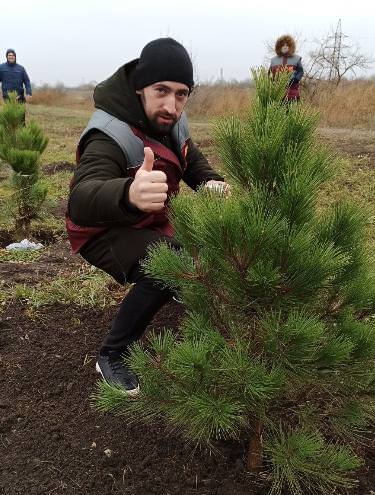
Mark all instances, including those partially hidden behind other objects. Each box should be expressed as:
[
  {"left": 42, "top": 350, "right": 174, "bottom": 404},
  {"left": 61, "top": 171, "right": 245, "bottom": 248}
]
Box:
[{"left": 1, "top": 293, "right": 374, "bottom": 494}]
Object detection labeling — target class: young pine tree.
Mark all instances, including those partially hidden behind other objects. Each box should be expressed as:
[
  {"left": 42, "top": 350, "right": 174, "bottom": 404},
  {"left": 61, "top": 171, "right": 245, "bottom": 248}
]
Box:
[
  {"left": 95, "top": 69, "right": 375, "bottom": 495},
  {"left": 0, "top": 93, "right": 48, "bottom": 239}
]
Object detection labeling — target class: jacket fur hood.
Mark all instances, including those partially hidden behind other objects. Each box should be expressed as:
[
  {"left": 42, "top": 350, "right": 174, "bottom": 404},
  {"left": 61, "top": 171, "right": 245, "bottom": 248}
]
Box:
[{"left": 275, "top": 35, "right": 296, "bottom": 57}]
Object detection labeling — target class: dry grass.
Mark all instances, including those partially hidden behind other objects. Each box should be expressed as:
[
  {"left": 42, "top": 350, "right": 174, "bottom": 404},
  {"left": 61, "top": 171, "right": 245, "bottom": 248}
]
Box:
[
  {"left": 311, "top": 80, "right": 375, "bottom": 128},
  {"left": 28, "top": 79, "right": 375, "bottom": 129},
  {"left": 187, "top": 80, "right": 375, "bottom": 129},
  {"left": 187, "top": 84, "right": 253, "bottom": 119},
  {"left": 30, "top": 87, "right": 93, "bottom": 110},
  {"left": 26, "top": 104, "right": 92, "bottom": 164}
]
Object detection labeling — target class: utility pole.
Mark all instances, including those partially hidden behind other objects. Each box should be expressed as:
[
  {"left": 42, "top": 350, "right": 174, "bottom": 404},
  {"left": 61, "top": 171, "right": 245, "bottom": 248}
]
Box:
[{"left": 328, "top": 20, "right": 340, "bottom": 81}]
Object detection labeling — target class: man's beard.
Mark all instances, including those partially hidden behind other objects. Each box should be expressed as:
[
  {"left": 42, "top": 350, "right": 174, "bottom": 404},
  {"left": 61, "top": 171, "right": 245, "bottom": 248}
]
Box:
[{"left": 149, "top": 113, "right": 177, "bottom": 135}]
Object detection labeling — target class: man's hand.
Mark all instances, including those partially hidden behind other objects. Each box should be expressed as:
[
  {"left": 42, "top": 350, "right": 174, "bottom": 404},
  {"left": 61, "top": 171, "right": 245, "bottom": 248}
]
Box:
[
  {"left": 205, "top": 180, "right": 231, "bottom": 196},
  {"left": 128, "top": 147, "right": 168, "bottom": 212},
  {"left": 25, "top": 95, "right": 32, "bottom": 103}
]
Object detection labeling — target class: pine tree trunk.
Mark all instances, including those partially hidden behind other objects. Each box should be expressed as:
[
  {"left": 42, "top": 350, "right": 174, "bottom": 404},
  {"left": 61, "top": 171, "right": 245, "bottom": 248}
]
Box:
[
  {"left": 14, "top": 217, "right": 30, "bottom": 241},
  {"left": 247, "top": 419, "right": 263, "bottom": 473},
  {"left": 14, "top": 188, "right": 32, "bottom": 240}
]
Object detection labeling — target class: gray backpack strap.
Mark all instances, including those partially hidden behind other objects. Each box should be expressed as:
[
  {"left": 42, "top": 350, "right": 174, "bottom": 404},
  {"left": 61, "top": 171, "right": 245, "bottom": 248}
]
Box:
[
  {"left": 171, "top": 111, "right": 190, "bottom": 148},
  {"left": 80, "top": 109, "right": 145, "bottom": 169}
]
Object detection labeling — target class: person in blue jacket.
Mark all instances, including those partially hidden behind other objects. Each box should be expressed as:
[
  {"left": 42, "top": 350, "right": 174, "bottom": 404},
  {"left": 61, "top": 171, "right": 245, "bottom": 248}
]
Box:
[{"left": 0, "top": 49, "right": 32, "bottom": 103}]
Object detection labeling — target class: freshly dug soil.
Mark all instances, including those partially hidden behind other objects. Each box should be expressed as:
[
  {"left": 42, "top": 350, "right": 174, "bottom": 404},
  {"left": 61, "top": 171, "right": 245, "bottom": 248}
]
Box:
[
  {"left": 1, "top": 297, "right": 374, "bottom": 494},
  {"left": 0, "top": 300, "right": 263, "bottom": 495}
]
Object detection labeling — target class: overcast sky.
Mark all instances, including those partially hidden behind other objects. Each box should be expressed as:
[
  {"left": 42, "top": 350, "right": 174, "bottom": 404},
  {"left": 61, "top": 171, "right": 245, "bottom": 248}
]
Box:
[{"left": 1, "top": 0, "right": 374, "bottom": 86}]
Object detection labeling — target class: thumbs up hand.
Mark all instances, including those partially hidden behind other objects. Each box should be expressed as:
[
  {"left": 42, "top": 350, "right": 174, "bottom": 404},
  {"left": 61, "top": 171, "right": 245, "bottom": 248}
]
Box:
[{"left": 128, "top": 147, "right": 168, "bottom": 212}]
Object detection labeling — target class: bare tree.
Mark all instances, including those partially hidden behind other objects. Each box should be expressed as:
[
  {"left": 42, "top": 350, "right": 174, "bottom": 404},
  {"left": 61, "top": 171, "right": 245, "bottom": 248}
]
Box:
[{"left": 307, "top": 20, "right": 372, "bottom": 87}]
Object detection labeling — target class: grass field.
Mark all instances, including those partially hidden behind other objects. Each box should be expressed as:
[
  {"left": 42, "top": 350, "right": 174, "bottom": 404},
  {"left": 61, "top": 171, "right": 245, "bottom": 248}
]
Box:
[
  {"left": 0, "top": 100, "right": 374, "bottom": 254},
  {"left": 1, "top": 99, "right": 374, "bottom": 309}
]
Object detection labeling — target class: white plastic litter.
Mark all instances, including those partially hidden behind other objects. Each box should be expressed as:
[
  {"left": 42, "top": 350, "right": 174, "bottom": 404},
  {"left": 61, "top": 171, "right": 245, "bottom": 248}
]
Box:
[
  {"left": 5, "top": 238, "right": 43, "bottom": 251},
  {"left": 205, "top": 182, "right": 226, "bottom": 194}
]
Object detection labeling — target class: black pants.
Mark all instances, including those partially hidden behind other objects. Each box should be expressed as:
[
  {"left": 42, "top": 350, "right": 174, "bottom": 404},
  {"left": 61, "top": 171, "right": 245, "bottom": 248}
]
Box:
[
  {"left": 80, "top": 226, "right": 177, "bottom": 356},
  {"left": 101, "top": 262, "right": 174, "bottom": 354}
]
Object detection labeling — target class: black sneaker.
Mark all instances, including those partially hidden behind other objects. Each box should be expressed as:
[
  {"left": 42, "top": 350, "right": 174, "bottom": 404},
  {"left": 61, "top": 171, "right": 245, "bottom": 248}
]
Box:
[{"left": 96, "top": 352, "right": 140, "bottom": 397}]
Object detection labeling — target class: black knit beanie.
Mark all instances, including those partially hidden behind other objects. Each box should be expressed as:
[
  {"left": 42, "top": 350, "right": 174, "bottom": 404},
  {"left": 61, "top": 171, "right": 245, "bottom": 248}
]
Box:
[
  {"left": 6, "top": 48, "right": 16, "bottom": 57},
  {"left": 134, "top": 38, "right": 194, "bottom": 90}
]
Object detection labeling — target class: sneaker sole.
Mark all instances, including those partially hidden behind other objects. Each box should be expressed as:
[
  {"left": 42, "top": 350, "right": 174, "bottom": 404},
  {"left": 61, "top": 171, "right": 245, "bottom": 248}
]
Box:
[{"left": 95, "top": 362, "right": 140, "bottom": 398}]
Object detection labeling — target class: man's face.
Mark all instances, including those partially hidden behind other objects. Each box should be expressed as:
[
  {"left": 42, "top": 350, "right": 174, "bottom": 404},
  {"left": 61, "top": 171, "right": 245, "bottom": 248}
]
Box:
[
  {"left": 7, "top": 53, "right": 16, "bottom": 64},
  {"left": 137, "top": 81, "right": 189, "bottom": 134}
]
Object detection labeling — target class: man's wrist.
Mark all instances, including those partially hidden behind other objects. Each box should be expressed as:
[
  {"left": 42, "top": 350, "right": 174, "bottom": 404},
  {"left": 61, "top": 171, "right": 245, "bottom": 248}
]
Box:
[{"left": 123, "top": 179, "right": 140, "bottom": 213}]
